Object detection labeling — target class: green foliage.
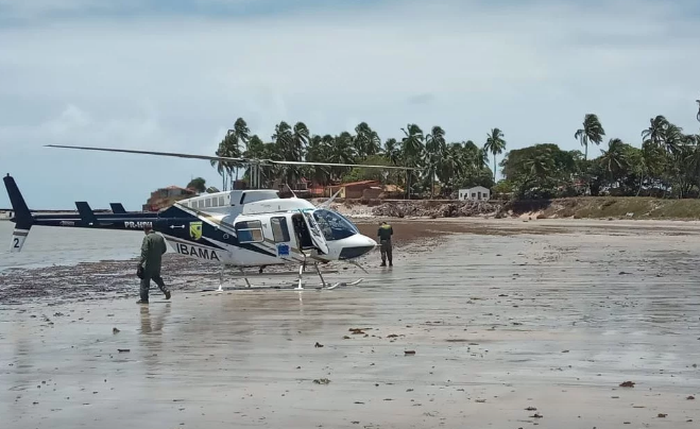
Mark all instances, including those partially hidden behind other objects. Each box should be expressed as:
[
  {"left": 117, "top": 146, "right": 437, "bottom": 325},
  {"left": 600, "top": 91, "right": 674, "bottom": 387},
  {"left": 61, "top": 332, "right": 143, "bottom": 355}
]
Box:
[
  {"left": 575, "top": 113, "right": 606, "bottom": 160},
  {"left": 492, "top": 180, "right": 515, "bottom": 196},
  {"left": 483, "top": 128, "right": 507, "bottom": 182},
  {"left": 210, "top": 109, "right": 700, "bottom": 200},
  {"left": 341, "top": 155, "right": 392, "bottom": 183},
  {"left": 187, "top": 177, "right": 206, "bottom": 193}
]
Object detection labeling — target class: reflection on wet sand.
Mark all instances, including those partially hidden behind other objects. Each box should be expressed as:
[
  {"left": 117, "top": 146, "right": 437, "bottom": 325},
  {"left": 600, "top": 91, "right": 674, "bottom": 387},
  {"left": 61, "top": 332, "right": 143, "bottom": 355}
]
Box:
[
  {"left": 1, "top": 219, "right": 699, "bottom": 428},
  {"left": 139, "top": 303, "right": 171, "bottom": 374}
]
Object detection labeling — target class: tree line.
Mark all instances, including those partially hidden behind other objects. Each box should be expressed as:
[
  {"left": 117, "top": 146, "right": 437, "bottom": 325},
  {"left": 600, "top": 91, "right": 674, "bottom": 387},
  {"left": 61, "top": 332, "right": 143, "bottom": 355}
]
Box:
[
  {"left": 501, "top": 112, "right": 700, "bottom": 199},
  {"left": 212, "top": 106, "right": 700, "bottom": 200},
  {"left": 211, "top": 118, "right": 502, "bottom": 198}
]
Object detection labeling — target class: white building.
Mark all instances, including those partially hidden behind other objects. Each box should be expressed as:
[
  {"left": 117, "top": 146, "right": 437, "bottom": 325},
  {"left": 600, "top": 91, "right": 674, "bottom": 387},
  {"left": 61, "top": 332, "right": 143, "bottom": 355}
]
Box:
[{"left": 458, "top": 186, "right": 490, "bottom": 201}]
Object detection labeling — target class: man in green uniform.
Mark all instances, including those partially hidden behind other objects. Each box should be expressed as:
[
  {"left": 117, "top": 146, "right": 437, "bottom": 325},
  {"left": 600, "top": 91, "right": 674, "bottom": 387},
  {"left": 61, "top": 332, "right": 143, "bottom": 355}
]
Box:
[
  {"left": 377, "top": 221, "right": 393, "bottom": 267},
  {"left": 136, "top": 225, "right": 170, "bottom": 304}
]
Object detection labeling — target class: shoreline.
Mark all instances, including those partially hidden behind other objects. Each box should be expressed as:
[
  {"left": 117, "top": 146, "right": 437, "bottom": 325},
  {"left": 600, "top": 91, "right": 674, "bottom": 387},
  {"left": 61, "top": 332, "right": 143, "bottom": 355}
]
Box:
[{"left": 4, "top": 216, "right": 700, "bottom": 307}]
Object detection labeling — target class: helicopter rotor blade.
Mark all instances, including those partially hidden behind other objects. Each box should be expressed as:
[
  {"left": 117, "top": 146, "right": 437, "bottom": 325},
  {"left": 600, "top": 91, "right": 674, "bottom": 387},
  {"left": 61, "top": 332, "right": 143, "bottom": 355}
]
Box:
[
  {"left": 44, "top": 144, "right": 249, "bottom": 163},
  {"left": 268, "top": 159, "right": 418, "bottom": 170},
  {"left": 45, "top": 144, "right": 419, "bottom": 170}
]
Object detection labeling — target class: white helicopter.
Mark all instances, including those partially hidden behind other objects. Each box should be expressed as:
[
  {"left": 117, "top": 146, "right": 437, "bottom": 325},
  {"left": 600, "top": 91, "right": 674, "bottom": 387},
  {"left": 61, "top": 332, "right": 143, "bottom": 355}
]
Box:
[{"left": 4, "top": 144, "right": 415, "bottom": 291}]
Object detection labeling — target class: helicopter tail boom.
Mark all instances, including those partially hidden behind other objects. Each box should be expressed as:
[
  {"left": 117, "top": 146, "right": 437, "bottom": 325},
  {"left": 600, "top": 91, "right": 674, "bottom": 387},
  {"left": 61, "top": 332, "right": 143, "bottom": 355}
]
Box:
[{"left": 3, "top": 174, "right": 34, "bottom": 253}]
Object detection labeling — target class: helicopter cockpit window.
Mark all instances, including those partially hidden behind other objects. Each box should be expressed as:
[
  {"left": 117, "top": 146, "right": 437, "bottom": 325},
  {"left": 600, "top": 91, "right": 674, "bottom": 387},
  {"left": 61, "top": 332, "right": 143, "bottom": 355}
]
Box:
[
  {"left": 312, "top": 209, "right": 358, "bottom": 241},
  {"left": 235, "top": 220, "right": 264, "bottom": 243}
]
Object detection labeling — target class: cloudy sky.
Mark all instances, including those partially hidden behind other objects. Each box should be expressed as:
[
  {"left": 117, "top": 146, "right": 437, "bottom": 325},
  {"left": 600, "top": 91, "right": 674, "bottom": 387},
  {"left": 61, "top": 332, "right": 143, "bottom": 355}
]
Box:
[{"left": 1, "top": 0, "right": 699, "bottom": 209}]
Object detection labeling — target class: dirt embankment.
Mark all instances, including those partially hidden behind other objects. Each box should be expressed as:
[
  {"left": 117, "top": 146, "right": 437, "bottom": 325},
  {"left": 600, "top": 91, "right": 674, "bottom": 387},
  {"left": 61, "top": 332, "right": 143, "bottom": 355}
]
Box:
[
  {"left": 336, "top": 196, "right": 700, "bottom": 221},
  {"left": 504, "top": 197, "right": 700, "bottom": 220},
  {"left": 369, "top": 200, "right": 501, "bottom": 219}
]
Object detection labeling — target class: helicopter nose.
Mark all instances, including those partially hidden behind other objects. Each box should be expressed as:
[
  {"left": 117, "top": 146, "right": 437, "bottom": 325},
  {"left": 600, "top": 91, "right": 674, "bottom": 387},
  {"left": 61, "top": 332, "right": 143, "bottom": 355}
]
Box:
[{"left": 338, "top": 233, "right": 377, "bottom": 260}]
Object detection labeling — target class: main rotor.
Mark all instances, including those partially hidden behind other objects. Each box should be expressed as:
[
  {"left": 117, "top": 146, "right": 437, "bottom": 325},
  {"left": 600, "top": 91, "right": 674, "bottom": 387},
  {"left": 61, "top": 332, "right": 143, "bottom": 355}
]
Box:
[{"left": 45, "top": 144, "right": 418, "bottom": 190}]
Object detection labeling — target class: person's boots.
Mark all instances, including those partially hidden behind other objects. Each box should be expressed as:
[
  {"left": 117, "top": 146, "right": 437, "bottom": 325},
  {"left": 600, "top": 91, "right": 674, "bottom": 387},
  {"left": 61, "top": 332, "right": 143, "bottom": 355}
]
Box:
[{"left": 164, "top": 290, "right": 171, "bottom": 300}]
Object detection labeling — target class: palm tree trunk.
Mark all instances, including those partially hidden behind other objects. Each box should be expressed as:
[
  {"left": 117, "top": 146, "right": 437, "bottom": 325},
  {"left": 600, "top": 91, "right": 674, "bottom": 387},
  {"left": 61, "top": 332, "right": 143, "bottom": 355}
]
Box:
[
  {"left": 493, "top": 154, "right": 497, "bottom": 182},
  {"left": 636, "top": 170, "right": 644, "bottom": 197}
]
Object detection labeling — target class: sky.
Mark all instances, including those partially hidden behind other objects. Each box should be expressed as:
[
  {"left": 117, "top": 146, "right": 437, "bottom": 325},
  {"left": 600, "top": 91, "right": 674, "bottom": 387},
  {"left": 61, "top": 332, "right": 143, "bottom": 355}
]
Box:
[{"left": 1, "top": 0, "right": 699, "bottom": 209}]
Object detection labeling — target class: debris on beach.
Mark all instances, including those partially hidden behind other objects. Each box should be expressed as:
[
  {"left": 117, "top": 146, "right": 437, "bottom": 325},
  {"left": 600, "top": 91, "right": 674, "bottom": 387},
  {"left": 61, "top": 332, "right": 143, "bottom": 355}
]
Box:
[
  {"left": 619, "top": 381, "right": 635, "bottom": 388},
  {"left": 371, "top": 201, "right": 500, "bottom": 218}
]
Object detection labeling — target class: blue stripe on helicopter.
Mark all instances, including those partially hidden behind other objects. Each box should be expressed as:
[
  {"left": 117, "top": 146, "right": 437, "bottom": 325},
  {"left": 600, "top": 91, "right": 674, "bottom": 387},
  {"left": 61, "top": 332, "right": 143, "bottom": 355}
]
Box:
[{"left": 158, "top": 206, "right": 277, "bottom": 258}]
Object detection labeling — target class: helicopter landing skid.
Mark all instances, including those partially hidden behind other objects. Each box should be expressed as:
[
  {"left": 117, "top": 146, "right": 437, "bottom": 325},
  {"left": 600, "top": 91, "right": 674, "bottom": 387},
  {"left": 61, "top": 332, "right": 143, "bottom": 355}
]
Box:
[
  {"left": 293, "top": 263, "right": 364, "bottom": 291},
  {"left": 215, "top": 262, "right": 362, "bottom": 292}
]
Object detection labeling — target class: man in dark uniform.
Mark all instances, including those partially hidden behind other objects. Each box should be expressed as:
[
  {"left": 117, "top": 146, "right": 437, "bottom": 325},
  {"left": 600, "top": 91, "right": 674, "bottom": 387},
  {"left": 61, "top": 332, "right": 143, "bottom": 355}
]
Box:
[
  {"left": 377, "top": 221, "right": 393, "bottom": 267},
  {"left": 136, "top": 225, "right": 170, "bottom": 304}
]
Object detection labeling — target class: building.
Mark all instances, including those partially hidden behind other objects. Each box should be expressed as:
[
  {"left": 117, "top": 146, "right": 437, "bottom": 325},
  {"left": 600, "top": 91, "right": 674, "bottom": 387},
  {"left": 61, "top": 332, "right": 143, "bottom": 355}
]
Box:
[
  {"left": 327, "top": 180, "right": 381, "bottom": 199},
  {"left": 143, "top": 185, "right": 197, "bottom": 211},
  {"left": 459, "top": 186, "right": 490, "bottom": 201}
]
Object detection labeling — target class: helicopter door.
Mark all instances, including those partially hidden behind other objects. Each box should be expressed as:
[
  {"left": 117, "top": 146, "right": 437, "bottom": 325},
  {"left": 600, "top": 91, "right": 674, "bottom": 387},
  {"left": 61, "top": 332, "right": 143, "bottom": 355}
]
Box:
[
  {"left": 300, "top": 210, "right": 329, "bottom": 255},
  {"left": 291, "top": 213, "right": 315, "bottom": 251}
]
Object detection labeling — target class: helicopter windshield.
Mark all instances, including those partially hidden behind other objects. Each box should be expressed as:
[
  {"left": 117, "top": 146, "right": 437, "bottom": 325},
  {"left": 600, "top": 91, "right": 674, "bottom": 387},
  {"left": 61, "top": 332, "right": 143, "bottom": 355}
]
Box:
[{"left": 313, "top": 208, "right": 359, "bottom": 241}]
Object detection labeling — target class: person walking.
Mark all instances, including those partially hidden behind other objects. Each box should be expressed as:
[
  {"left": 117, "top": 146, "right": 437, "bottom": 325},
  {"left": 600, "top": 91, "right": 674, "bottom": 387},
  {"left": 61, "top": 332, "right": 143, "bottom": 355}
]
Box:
[
  {"left": 136, "top": 225, "right": 170, "bottom": 304},
  {"left": 377, "top": 221, "right": 393, "bottom": 267}
]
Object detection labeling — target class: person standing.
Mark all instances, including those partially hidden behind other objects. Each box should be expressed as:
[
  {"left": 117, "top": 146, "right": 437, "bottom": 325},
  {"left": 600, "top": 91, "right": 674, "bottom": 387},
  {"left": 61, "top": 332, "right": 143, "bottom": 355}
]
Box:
[
  {"left": 377, "top": 221, "right": 393, "bottom": 267},
  {"left": 136, "top": 225, "right": 170, "bottom": 304}
]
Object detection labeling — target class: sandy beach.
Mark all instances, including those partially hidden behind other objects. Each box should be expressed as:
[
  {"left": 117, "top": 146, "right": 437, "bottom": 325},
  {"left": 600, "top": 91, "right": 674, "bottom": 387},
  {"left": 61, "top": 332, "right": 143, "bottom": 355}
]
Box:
[{"left": 1, "top": 217, "right": 699, "bottom": 428}]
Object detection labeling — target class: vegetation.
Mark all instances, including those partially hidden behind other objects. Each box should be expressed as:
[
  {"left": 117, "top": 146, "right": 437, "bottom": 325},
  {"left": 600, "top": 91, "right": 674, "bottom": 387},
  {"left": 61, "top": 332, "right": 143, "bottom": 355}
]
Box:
[
  {"left": 186, "top": 177, "right": 207, "bottom": 193},
  {"left": 211, "top": 118, "right": 495, "bottom": 197},
  {"left": 506, "top": 196, "right": 700, "bottom": 220},
  {"left": 211, "top": 105, "right": 700, "bottom": 200}
]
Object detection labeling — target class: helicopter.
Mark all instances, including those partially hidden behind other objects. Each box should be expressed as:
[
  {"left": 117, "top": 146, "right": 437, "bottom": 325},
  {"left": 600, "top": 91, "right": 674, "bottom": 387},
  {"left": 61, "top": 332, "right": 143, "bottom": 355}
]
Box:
[{"left": 4, "top": 144, "right": 417, "bottom": 291}]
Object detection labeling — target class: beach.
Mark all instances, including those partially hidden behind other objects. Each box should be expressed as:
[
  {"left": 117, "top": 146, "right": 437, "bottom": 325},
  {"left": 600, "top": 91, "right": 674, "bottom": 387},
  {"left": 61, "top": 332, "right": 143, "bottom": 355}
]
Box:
[{"left": 1, "top": 217, "right": 699, "bottom": 428}]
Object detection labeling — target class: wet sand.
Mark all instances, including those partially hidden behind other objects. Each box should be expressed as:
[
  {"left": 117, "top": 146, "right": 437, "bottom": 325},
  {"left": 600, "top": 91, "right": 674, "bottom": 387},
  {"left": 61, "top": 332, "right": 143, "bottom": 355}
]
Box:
[{"left": 2, "top": 218, "right": 700, "bottom": 428}]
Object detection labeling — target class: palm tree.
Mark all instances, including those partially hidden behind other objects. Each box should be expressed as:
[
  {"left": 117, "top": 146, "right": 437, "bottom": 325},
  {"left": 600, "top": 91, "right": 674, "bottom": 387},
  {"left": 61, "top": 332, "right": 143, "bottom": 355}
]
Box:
[
  {"left": 210, "top": 147, "right": 228, "bottom": 190},
  {"left": 210, "top": 132, "right": 241, "bottom": 191},
  {"left": 272, "top": 121, "right": 296, "bottom": 186},
  {"left": 483, "top": 128, "right": 506, "bottom": 182},
  {"left": 599, "top": 138, "right": 628, "bottom": 185},
  {"left": 328, "top": 132, "right": 355, "bottom": 181},
  {"left": 306, "top": 134, "right": 331, "bottom": 185},
  {"left": 230, "top": 118, "right": 250, "bottom": 180},
  {"left": 641, "top": 115, "right": 668, "bottom": 147},
  {"left": 425, "top": 126, "right": 446, "bottom": 198},
  {"left": 575, "top": 113, "right": 606, "bottom": 160},
  {"left": 524, "top": 151, "right": 554, "bottom": 181},
  {"left": 354, "top": 122, "right": 381, "bottom": 159},
  {"left": 400, "top": 124, "right": 425, "bottom": 199},
  {"left": 662, "top": 123, "right": 684, "bottom": 155},
  {"left": 382, "top": 138, "right": 401, "bottom": 165}
]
